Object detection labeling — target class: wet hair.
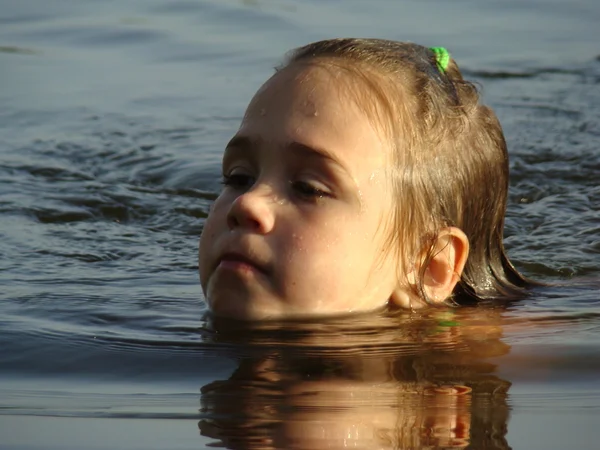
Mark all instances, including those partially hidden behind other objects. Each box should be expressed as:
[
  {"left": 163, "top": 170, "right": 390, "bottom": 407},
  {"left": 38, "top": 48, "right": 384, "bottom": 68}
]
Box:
[{"left": 280, "top": 38, "right": 533, "bottom": 305}]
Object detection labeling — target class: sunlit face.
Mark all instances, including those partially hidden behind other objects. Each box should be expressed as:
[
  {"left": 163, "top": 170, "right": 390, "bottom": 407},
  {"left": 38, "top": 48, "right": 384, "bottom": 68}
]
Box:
[{"left": 199, "top": 63, "right": 403, "bottom": 320}]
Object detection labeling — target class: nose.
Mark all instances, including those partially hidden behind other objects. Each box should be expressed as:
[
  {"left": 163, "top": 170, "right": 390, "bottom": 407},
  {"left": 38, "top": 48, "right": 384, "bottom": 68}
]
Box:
[{"left": 226, "top": 187, "right": 276, "bottom": 234}]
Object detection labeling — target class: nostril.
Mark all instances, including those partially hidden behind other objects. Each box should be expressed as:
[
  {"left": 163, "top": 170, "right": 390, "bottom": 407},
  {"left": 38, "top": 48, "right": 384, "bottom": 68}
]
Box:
[
  {"left": 226, "top": 213, "right": 239, "bottom": 230},
  {"left": 227, "top": 206, "right": 261, "bottom": 231}
]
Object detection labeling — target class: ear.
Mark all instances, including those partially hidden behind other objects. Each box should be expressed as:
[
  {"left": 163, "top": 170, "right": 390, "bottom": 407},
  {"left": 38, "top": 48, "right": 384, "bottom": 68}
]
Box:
[
  {"left": 388, "top": 227, "right": 469, "bottom": 309},
  {"left": 421, "top": 227, "right": 469, "bottom": 304}
]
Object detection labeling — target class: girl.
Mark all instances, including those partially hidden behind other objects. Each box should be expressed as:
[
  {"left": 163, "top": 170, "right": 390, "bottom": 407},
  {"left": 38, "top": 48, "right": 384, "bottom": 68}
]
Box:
[{"left": 198, "top": 38, "right": 531, "bottom": 320}]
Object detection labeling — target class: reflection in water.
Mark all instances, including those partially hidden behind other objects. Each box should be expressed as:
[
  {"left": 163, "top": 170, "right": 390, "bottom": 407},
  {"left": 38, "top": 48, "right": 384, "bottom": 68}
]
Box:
[{"left": 198, "top": 309, "right": 512, "bottom": 449}]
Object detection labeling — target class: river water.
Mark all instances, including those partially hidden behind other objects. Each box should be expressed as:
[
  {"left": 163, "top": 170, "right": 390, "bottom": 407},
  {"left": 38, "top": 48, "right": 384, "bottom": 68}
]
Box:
[{"left": 1, "top": 0, "right": 599, "bottom": 449}]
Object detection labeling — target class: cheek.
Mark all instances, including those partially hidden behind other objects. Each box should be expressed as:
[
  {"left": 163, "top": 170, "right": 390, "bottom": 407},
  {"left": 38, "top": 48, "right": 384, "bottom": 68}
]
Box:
[
  {"left": 283, "top": 216, "right": 370, "bottom": 275},
  {"left": 199, "top": 198, "right": 228, "bottom": 266},
  {"left": 202, "top": 196, "right": 230, "bottom": 234},
  {"left": 199, "top": 213, "right": 216, "bottom": 251}
]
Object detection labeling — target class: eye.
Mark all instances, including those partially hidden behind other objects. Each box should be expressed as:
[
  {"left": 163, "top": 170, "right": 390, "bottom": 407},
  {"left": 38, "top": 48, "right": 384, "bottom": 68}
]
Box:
[
  {"left": 221, "top": 171, "right": 255, "bottom": 191},
  {"left": 291, "top": 180, "right": 331, "bottom": 201}
]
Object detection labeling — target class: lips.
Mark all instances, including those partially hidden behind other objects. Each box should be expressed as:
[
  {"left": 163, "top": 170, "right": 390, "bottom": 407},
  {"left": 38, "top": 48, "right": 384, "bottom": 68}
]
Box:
[{"left": 217, "top": 251, "right": 269, "bottom": 275}]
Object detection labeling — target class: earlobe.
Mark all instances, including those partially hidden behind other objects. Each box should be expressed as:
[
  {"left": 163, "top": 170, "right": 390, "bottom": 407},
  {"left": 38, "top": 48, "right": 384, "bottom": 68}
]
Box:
[
  {"left": 389, "top": 287, "right": 416, "bottom": 309},
  {"left": 422, "top": 227, "right": 469, "bottom": 304},
  {"left": 388, "top": 266, "right": 426, "bottom": 310}
]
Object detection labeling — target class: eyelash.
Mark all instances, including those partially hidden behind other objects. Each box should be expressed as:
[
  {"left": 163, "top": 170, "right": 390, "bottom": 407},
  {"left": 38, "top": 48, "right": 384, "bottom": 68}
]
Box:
[
  {"left": 221, "top": 173, "right": 254, "bottom": 190},
  {"left": 221, "top": 173, "right": 331, "bottom": 202},
  {"left": 290, "top": 180, "right": 330, "bottom": 201}
]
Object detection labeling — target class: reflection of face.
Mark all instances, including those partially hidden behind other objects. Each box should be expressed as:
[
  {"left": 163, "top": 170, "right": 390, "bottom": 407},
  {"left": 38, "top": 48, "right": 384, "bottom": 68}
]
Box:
[
  {"left": 199, "top": 63, "right": 402, "bottom": 320},
  {"left": 199, "top": 312, "right": 512, "bottom": 449},
  {"left": 200, "top": 357, "right": 481, "bottom": 450},
  {"left": 274, "top": 378, "right": 472, "bottom": 449}
]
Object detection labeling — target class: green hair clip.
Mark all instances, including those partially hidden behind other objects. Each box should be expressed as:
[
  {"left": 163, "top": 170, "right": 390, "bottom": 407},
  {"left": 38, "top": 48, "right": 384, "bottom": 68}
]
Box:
[{"left": 429, "top": 47, "right": 450, "bottom": 72}]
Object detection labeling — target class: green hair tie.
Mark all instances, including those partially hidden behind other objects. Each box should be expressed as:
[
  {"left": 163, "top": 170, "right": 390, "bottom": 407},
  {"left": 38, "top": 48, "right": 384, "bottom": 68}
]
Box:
[{"left": 430, "top": 47, "right": 450, "bottom": 72}]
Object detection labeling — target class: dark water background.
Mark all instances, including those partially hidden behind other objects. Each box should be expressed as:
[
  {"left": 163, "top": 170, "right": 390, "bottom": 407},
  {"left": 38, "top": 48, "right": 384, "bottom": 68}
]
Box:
[{"left": 1, "top": 0, "right": 599, "bottom": 449}]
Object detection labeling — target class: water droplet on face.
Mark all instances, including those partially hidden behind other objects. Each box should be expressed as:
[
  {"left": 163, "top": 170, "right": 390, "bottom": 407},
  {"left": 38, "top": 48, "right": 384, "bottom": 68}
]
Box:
[{"left": 357, "top": 189, "right": 364, "bottom": 213}]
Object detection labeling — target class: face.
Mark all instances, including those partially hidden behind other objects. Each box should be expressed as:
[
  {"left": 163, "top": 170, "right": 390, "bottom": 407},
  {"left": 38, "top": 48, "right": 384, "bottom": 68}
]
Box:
[{"left": 199, "top": 63, "right": 403, "bottom": 320}]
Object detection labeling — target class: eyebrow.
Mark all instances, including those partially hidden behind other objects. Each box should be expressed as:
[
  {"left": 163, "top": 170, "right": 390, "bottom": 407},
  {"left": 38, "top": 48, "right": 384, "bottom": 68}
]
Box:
[{"left": 225, "top": 135, "right": 351, "bottom": 176}]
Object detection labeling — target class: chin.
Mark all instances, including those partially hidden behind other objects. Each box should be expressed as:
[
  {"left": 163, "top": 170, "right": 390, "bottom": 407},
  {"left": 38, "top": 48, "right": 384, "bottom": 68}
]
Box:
[{"left": 208, "top": 295, "right": 282, "bottom": 321}]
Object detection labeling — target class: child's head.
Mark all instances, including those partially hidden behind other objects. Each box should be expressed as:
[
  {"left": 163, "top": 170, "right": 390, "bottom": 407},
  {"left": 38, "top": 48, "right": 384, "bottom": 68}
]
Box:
[{"left": 199, "top": 38, "right": 528, "bottom": 320}]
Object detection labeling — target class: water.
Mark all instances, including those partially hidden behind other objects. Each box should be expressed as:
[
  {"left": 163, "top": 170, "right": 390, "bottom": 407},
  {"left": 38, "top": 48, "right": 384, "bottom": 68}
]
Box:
[{"left": 1, "top": 0, "right": 599, "bottom": 448}]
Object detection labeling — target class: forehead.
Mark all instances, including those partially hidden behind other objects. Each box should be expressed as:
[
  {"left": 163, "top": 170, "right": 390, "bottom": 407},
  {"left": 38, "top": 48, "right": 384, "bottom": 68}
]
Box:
[
  {"left": 239, "top": 63, "right": 391, "bottom": 172},
  {"left": 245, "top": 63, "right": 355, "bottom": 123}
]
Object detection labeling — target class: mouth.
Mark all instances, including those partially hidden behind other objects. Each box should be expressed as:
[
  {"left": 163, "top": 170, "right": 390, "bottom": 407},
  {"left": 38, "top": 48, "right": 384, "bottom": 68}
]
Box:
[{"left": 217, "top": 252, "right": 269, "bottom": 276}]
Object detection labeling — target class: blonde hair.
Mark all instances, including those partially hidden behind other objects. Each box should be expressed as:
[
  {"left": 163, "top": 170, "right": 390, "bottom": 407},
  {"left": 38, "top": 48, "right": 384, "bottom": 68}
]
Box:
[{"left": 281, "top": 38, "right": 532, "bottom": 304}]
